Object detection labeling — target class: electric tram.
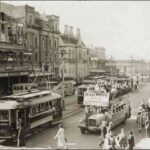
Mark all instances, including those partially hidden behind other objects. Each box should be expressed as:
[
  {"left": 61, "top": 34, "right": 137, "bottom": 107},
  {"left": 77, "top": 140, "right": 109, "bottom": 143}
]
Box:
[{"left": 0, "top": 89, "right": 62, "bottom": 143}]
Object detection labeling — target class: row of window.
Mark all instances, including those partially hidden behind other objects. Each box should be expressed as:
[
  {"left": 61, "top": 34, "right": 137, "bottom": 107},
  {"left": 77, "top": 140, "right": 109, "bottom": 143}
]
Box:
[
  {"left": 113, "top": 103, "right": 127, "bottom": 113},
  {"left": 31, "top": 99, "right": 61, "bottom": 117}
]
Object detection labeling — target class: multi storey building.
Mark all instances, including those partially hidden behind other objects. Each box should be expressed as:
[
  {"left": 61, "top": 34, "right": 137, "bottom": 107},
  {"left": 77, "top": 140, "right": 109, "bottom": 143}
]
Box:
[
  {"left": 0, "top": 2, "right": 60, "bottom": 95},
  {"left": 59, "top": 25, "right": 89, "bottom": 78},
  {"left": 0, "top": 2, "right": 31, "bottom": 95}
]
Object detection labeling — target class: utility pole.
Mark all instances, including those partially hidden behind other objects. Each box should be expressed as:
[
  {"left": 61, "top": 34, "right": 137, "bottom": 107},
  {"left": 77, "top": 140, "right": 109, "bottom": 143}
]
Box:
[
  {"left": 142, "top": 59, "right": 144, "bottom": 82},
  {"left": 60, "top": 48, "right": 66, "bottom": 110}
]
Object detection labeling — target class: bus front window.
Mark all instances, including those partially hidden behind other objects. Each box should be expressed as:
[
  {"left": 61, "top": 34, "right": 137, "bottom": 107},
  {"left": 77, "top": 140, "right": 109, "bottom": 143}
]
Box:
[{"left": 0, "top": 111, "right": 9, "bottom": 121}]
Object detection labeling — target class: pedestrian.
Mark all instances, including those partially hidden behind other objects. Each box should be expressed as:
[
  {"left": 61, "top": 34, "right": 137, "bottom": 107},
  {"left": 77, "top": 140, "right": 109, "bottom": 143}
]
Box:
[
  {"left": 117, "top": 128, "right": 127, "bottom": 149},
  {"left": 54, "top": 124, "right": 67, "bottom": 149},
  {"left": 108, "top": 131, "right": 116, "bottom": 150},
  {"left": 145, "top": 116, "right": 150, "bottom": 137},
  {"left": 17, "top": 124, "right": 26, "bottom": 147},
  {"left": 101, "top": 121, "right": 107, "bottom": 138},
  {"left": 107, "top": 122, "right": 113, "bottom": 134},
  {"left": 126, "top": 131, "right": 135, "bottom": 150},
  {"left": 136, "top": 112, "right": 143, "bottom": 132}
]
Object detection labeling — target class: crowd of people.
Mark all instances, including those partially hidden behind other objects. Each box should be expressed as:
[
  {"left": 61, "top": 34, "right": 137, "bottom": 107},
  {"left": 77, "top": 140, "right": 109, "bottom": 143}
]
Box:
[
  {"left": 137, "top": 100, "right": 150, "bottom": 137},
  {"left": 99, "top": 122, "right": 135, "bottom": 150},
  {"left": 88, "top": 79, "right": 131, "bottom": 101}
]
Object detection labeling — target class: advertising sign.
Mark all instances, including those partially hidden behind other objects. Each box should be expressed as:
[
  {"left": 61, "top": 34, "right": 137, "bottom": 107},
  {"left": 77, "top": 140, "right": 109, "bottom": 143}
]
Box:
[{"left": 83, "top": 91, "right": 109, "bottom": 106}]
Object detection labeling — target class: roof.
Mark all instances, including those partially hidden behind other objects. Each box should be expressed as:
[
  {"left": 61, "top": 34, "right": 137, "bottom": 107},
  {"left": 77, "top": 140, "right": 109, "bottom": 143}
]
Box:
[
  {"left": 6, "top": 90, "right": 52, "bottom": 100},
  {"left": 0, "top": 100, "right": 20, "bottom": 109},
  {"left": 60, "top": 34, "right": 86, "bottom": 46},
  {"left": 0, "top": 91, "right": 62, "bottom": 108}
]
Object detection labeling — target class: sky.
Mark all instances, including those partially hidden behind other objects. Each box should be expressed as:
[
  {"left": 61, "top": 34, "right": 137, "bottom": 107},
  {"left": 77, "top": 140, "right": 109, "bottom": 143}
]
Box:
[{"left": 2, "top": 1, "right": 150, "bottom": 60}]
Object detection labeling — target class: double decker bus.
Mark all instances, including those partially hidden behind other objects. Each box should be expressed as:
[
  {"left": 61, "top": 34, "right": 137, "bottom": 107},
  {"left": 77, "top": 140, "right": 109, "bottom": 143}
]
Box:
[
  {"left": 0, "top": 90, "right": 62, "bottom": 143},
  {"left": 78, "top": 84, "right": 131, "bottom": 134}
]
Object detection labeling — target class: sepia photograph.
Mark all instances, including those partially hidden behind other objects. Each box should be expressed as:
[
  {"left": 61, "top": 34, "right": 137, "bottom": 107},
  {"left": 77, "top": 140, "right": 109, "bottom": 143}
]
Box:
[{"left": 0, "top": 0, "right": 150, "bottom": 149}]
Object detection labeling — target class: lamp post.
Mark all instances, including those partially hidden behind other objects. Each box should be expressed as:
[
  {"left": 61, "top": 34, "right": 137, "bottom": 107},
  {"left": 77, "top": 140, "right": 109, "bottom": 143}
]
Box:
[{"left": 60, "top": 48, "right": 66, "bottom": 110}]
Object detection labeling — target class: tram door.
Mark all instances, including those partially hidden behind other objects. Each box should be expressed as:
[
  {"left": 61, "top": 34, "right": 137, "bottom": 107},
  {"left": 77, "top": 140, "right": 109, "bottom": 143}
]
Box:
[{"left": 17, "top": 107, "right": 30, "bottom": 129}]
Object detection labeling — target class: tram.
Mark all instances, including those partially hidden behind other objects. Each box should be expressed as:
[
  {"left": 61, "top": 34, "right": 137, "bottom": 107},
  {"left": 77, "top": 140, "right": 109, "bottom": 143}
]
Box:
[{"left": 0, "top": 90, "right": 62, "bottom": 143}]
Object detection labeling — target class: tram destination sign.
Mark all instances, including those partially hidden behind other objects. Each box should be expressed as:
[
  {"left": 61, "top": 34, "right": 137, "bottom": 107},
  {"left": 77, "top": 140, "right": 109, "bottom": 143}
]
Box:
[{"left": 83, "top": 92, "right": 109, "bottom": 106}]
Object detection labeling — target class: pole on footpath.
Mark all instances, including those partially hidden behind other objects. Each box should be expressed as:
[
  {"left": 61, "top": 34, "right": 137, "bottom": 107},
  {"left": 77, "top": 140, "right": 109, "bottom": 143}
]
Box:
[{"left": 60, "top": 48, "right": 66, "bottom": 111}]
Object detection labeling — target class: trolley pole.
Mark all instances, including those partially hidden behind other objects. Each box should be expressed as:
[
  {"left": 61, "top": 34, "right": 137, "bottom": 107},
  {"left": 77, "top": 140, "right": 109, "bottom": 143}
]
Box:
[{"left": 60, "top": 48, "right": 66, "bottom": 111}]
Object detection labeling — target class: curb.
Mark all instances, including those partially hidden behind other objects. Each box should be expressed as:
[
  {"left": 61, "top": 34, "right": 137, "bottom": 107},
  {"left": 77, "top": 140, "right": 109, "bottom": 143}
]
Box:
[{"left": 63, "top": 108, "right": 83, "bottom": 119}]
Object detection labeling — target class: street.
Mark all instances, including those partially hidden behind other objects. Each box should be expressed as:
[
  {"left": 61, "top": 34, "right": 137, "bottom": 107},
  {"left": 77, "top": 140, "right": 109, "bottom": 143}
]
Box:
[{"left": 24, "top": 82, "right": 150, "bottom": 149}]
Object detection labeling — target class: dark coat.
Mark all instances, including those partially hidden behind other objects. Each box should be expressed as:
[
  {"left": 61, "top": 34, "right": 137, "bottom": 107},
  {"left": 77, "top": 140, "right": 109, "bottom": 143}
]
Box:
[
  {"left": 101, "top": 125, "right": 107, "bottom": 138},
  {"left": 18, "top": 127, "right": 26, "bottom": 147},
  {"left": 127, "top": 134, "right": 135, "bottom": 149}
]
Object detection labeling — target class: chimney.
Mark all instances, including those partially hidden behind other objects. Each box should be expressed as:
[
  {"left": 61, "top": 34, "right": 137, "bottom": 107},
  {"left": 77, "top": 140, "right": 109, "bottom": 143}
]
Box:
[
  {"left": 64, "top": 25, "right": 68, "bottom": 35},
  {"left": 69, "top": 26, "right": 74, "bottom": 36},
  {"left": 76, "top": 28, "right": 81, "bottom": 39}
]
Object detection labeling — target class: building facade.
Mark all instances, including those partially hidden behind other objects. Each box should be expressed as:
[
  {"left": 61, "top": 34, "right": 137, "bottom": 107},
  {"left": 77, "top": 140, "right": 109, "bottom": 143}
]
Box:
[
  {"left": 0, "top": 2, "right": 61, "bottom": 95},
  {"left": 0, "top": 2, "right": 31, "bottom": 95},
  {"left": 89, "top": 46, "right": 106, "bottom": 76},
  {"left": 59, "top": 25, "right": 89, "bottom": 78}
]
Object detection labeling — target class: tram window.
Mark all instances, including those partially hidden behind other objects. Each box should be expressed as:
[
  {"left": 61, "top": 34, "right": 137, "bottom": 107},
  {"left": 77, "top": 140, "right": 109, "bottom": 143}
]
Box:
[
  {"left": 41, "top": 103, "right": 45, "bottom": 112},
  {"left": 0, "top": 111, "right": 9, "bottom": 121},
  {"left": 119, "top": 106, "right": 121, "bottom": 111},
  {"left": 49, "top": 101, "right": 52, "bottom": 108},
  {"left": 116, "top": 107, "right": 119, "bottom": 112},
  {"left": 45, "top": 102, "right": 49, "bottom": 110},
  {"left": 120, "top": 105, "right": 123, "bottom": 111},
  {"left": 32, "top": 106, "right": 36, "bottom": 116},
  {"left": 36, "top": 104, "right": 40, "bottom": 113},
  {"left": 113, "top": 108, "right": 115, "bottom": 113}
]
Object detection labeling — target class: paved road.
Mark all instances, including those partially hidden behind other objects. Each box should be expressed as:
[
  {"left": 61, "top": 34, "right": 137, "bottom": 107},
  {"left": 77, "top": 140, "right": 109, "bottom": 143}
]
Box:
[{"left": 24, "top": 83, "right": 150, "bottom": 149}]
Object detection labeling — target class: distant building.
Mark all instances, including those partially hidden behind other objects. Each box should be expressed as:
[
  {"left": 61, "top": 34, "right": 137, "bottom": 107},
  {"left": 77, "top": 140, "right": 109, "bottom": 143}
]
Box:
[
  {"left": 105, "top": 58, "right": 150, "bottom": 78},
  {"left": 89, "top": 46, "right": 106, "bottom": 76},
  {"left": 59, "top": 25, "right": 89, "bottom": 78}
]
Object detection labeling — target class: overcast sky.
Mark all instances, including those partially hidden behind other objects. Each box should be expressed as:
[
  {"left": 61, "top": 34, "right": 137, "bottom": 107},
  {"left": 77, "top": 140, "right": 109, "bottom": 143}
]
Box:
[{"left": 3, "top": 1, "right": 150, "bottom": 60}]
